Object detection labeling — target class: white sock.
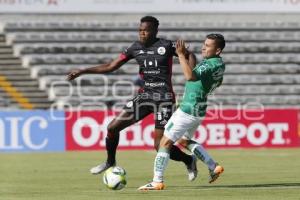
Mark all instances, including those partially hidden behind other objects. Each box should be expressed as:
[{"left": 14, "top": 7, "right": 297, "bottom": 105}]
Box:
[
  {"left": 153, "top": 148, "right": 170, "bottom": 183},
  {"left": 188, "top": 143, "right": 216, "bottom": 170}
]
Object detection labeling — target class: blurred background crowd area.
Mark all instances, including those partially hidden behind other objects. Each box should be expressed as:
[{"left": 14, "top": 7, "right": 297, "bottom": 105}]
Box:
[{"left": 0, "top": 0, "right": 299, "bottom": 111}]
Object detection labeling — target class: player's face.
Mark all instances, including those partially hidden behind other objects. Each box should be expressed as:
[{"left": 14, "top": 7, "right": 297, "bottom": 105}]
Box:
[
  {"left": 139, "top": 22, "right": 157, "bottom": 44},
  {"left": 201, "top": 38, "right": 220, "bottom": 59}
]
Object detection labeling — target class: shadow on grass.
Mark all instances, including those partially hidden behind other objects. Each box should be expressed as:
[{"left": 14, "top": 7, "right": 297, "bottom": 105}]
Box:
[
  {"left": 171, "top": 183, "right": 300, "bottom": 190},
  {"left": 121, "top": 183, "right": 300, "bottom": 192}
]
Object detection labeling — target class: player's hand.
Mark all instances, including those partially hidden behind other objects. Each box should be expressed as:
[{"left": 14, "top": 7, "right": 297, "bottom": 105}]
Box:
[
  {"left": 66, "top": 69, "right": 82, "bottom": 81},
  {"left": 176, "top": 39, "right": 187, "bottom": 57}
]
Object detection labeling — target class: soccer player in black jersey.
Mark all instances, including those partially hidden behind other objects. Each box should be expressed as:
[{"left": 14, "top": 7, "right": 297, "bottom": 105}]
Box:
[{"left": 67, "top": 16, "right": 197, "bottom": 181}]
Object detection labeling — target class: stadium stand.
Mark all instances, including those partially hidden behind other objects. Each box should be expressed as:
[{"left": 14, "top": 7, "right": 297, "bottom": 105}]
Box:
[
  {"left": 0, "top": 14, "right": 299, "bottom": 110},
  {"left": 0, "top": 33, "right": 52, "bottom": 109}
]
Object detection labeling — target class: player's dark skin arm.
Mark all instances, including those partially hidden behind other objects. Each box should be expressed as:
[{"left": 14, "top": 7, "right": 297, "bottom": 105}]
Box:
[
  {"left": 66, "top": 56, "right": 137, "bottom": 140},
  {"left": 66, "top": 57, "right": 127, "bottom": 81}
]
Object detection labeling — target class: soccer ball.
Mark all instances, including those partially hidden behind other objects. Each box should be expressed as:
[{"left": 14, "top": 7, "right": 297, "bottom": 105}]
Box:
[{"left": 103, "top": 166, "right": 127, "bottom": 190}]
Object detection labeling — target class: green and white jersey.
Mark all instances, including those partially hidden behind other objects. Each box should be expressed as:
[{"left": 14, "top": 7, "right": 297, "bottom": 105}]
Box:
[{"left": 179, "top": 56, "right": 225, "bottom": 117}]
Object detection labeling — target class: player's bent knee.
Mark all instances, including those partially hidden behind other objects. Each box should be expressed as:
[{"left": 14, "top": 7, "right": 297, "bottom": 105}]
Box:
[
  {"left": 107, "top": 123, "right": 120, "bottom": 139},
  {"left": 177, "top": 138, "right": 189, "bottom": 148},
  {"left": 159, "top": 136, "right": 174, "bottom": 149},
  {"left": 107, "top": 124, "right": 115, "bottom": 134},
  {"left": 154, "top": 140, "right": 160, "bottom": 151}
]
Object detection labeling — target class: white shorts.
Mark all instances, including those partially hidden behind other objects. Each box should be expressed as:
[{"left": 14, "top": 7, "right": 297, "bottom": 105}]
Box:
[{"left": 164, "top": 108, "right": 202, "bottom": 142}]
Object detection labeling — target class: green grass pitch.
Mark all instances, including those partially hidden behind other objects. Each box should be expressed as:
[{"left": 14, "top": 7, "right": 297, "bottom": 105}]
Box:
[{"left": 1, "top": 149, "right": 300, "bottom": 200}]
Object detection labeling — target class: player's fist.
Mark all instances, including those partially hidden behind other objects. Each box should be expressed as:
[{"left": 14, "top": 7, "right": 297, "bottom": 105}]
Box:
[{"left": 66, "top": 69, "right": 82, "bottom": 81}]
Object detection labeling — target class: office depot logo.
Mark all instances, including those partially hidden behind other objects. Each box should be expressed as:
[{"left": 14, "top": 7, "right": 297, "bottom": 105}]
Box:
[
  {"left": 65, "top": 109, "right": 299, "bottom": 150},
  {"left": 196, "top": 109, "right": 299, "bottom": 148},
  {"left": 65, "top": 111, "right": 156, "bottom": 150},
  {"left": 194, "top": 122, "right": 294, "bottom": 148}
]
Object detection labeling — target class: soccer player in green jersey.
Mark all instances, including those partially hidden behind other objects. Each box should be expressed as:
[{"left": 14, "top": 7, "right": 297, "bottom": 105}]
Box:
[{"left": 138, "top": 34, "right": 226, "bottom": 190}]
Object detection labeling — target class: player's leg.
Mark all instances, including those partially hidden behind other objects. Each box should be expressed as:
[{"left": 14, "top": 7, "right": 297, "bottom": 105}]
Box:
[
  {"left": 153, "top": 102, "right": 193, "bottom": 162},
  {"left": 154, "top": 128, "right": 191, "bottom": 163},
  {"left": 138, "top": 109, "right": 196, "bottom": 190},
  {"left": 90, "top": 110, "right": 137, "bottom": 174},
  {"left": 177, "top": 120, "right": 224, "bottom": 183},
  {"left": 180, "top": 139, "right": 224, "bottom": 183},
  {"left": 177, "top": 116, "right": 216, "bottom": 169},
  {"left": 179, "top": 138, "right": 216, "bottom": 171},
  {"left": 138, "top": 135, "right": 173, "bottom": 190},
  {"left": 154, "top": 128, "right": 197, "bottom": 181},
  {"left": 91, "top": 95, "right": 150, "bottom": 175},
  {"left": 154, "top": 103, "right": 197, "bottom": 181},
  {"left": 106, "top": 110, "right": 138, "bottom": 165}
]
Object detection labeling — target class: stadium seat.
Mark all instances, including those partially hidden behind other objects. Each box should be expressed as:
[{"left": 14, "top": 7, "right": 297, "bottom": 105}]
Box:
[{"left": 2, "top": 19, "right": 300, "bottom": 109}]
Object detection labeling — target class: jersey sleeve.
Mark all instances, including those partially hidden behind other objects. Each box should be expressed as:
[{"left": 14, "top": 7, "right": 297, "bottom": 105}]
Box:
[{"left": 119, "top": 43, "right": 135, "bottom": 61}]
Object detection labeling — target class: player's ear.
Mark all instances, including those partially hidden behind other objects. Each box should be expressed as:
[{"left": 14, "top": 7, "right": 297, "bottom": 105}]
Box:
[{"left": 216, "top": 48, "right": 222, "bottom": 56}]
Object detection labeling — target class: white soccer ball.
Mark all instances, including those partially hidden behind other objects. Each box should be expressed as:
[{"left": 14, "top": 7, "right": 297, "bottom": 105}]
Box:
[{"left": 103, "top": 166, "right": 127, "bottom": 190}]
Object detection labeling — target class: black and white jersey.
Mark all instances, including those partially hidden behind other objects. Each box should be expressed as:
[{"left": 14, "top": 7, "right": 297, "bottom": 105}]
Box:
[{"left": 120, "top": 38, "right": 177, "bottom": 102}]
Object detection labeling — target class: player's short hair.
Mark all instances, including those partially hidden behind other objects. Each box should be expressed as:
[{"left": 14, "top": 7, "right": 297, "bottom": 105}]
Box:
[
  {"left": 206, "top": 33, "right": 226, "bottom": 50},
  {"left": 140, "top": 16, "right": 159, "bottom": 29}
]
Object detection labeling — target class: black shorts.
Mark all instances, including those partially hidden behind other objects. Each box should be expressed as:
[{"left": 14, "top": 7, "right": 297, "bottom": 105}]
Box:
[{"left": 123, "top": 94, "right": 176, "bottom": 129}]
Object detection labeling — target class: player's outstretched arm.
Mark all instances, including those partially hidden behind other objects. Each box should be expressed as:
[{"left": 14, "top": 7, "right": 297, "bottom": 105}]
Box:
[
  {"left": 176, "top": 40, "right": 196, "bottom": 81},
  {"left": 66, "top": 57, "right": 127, "bottom": 81}
]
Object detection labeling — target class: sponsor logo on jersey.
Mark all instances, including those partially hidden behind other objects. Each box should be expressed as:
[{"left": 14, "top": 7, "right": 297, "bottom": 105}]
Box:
[
  {"left": 136, "top": 50, "right": 145, "bottom": 55},
  {"left": 212, "top": 67, "right": 225, "bottom": 80},
  {"left": 144, "top": 70, "right": 160, "bottom": 74},
  {"left": 145, "top": 82, "right": 165, "bottom": 87},
  {"left": 126, "top": 101, "right": 133, "bottom": 108},
  {"left": 157, "top": 112, "right": 162, "bottom": 120},
  {"left": 160, "top": 119, "right": 168, "bottom": 125},
  {"left": 157, "top": 47, "right": 166, "bottom": 55},
  {"left": 162, "top": 108, "right": 169, "bottom": 118},
  {"left": 144, "top": 59, "right": 158, "bottom": 67}
]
